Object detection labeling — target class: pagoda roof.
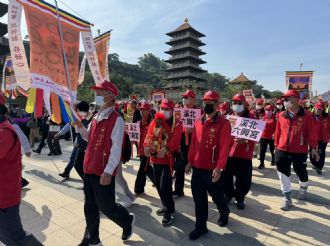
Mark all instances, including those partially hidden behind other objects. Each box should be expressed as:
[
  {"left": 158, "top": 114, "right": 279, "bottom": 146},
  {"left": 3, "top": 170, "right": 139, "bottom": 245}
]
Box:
[
  {"left": 230, "top": 73, "right": 253, "bottom": 84},
  {"left": 166, "top": 18, "right": 205, "bottom": 38},
  {"left": 165, "top": 45, "right": 206, "bottom": 55},
  {"left": 164, "top": 74, "right": 207, "bottom": 82},
  {"left": 165, "top": 55, "right": 206, "bottom": 64},
  {"left": 165, "top": 65, "right": 206, "bottom": 73},
  {"left": 166, "top": 36, "right": 205, "bottom": 46}
]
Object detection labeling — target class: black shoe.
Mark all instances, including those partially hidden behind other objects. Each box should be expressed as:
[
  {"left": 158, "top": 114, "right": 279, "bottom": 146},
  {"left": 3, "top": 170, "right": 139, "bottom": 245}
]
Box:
[
  {"left": 122, "top": 213, "right": 135, "bottom": 241},
  {"left": 237, "top": 201, "right": 245, "bottom": 210},
  {"left": 316, "top": 168, "right": 322, "bottom": 175},
  {"left": 77, "top": 237, "right": 89, "bottom": 246},
  {"left": 189, "top": 228, "right": 208, "bottom": 241},
  {"left": 134, "top": 191, "right": 144, "bottom": 197},
  {"left": 225, "top": 196, "right": 232, "bottom": 204},
  {"left": 258, "top": 164, "right": 265, "bottom": 169},
  {"left": 59, "top": 172, "right": 70, "bottom": 179},
  {"left": 22, "top": 178, "right": 29, "bottom": 188},
  {"left": 156, "top": 208, "right": 164, "bottom": 216},
  {"left": 218, "top": 214, "right": 229, "bottom": 227},
  {"left": 25, "top": 234, "right": 44, "bottom": 246},
  {"left": 162, "top": 213, "right": 172, "bottom": 226},
  {"left": 48, "top": 152, "right": 54, "bottom": 156},
  {"left": 173, "top": 192, "right": 184, "bottom": 199},
  {"left": 53, "top": 152, "right": 62, "bottom": 156},
  {"left": 33, "top": 149, "right": 41, "bottom": 154}
]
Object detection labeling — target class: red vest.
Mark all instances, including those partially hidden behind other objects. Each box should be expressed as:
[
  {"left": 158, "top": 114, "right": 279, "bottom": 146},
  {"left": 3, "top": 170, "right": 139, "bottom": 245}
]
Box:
[
  {"left": 261, "top": 115, "right": 276, "bottom": 139},
  {"left": 0, "top": 120, "right": 22, "bottom": 209},
  {"left": 84, "top": 111, "right": 120, "bottom": 176}
]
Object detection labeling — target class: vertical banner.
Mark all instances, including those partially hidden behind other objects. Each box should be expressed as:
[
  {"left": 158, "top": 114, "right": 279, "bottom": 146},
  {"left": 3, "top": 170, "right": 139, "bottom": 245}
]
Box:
[
  {"left": 242, "top": 89, "right": 255, "bottom": 105},
  {"left": 94, "top": 30, "right": 111, "bottom": 81},
  {"left": 285, "top": 71, "right": 313, "bottom": 99},
  {"left": 77, "top": 54, "right": 87, "bottom": 84},
  {"left": 8, "top": 0, "right": 30, "bottom": 93},
  {"left": 81, "top": 30, "right": 102, "bottom": 84},
  {"left": 17, "top": 0, "right": 91, "bottom": 104}
]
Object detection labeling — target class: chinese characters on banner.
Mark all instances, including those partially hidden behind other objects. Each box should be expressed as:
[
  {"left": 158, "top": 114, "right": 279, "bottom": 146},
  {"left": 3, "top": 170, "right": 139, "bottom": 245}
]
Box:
[
  {"left": 243, "top": 89, "right": 255, "bottom": 105},
  {"left": 125, "top": 123, "right": 140, "bottom": 142},
  {"left": 94, "top": 31, "right": 111, "bottom": 81},
  {"left": 81, "top": 30, "right": 102, "bottom": 85},
  {"left": 8, "top": 0, "right": 30, "bottom": 92},
  {"left": 226, "top": 115, "right": 266, "bottom": 142},
  {"left": 174, "top": 108, "right": 202, "bottom": 128},
  {"left": 286, "top": 71, "right": 313, "bottom": 99}
]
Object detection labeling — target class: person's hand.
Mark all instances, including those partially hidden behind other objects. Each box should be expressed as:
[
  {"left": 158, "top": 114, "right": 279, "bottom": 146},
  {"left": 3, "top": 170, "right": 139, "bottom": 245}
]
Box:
[
  {"left": 311, "top": 148, "right": 320, "bottom": 162},
  {"left": 212, "top": 168, "right": 222, "bottom": 183},
  {"left": 185, "top": 163, "right": 192, "bottom": 175},
  {"left": 25, "top": 152, "right": 31, "bottom": 157},
  {"left": 234, "top": 138, "right": 247, "bottom": 144},
  {"left": 157, "top": 147, "right": 167, "bottom": 158},
  {"left": 100, "top": 172, "right": 112, "bottom": 185},
  {"left": 54, "top": 133, "right": 60, "bottom": 139}
]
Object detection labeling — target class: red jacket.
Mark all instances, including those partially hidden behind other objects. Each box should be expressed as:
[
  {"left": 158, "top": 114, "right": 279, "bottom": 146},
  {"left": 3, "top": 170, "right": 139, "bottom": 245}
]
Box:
[
  {"left": 0, "top": 120, "right": 22, "bottom": 209},
  {"left": 150, "top": 118, "right": 183, "bottom": 165},
  {"left": 228, "top": 113, "right": 255, "bottom": 160},
  {"left": 188, "top": 114, "right": 231, "bottom": 170},
  {"left": 274, "top": 107, "right": 318, "bottom": 153},
  {"left": 261, "top": 115, "right": 276, "bottom": 139},
  {"left": 313, "top": 114, "right": 330, "bottom": 143},
  {"left": 84, "top": 111, "right": 120, "bottom": 176}
]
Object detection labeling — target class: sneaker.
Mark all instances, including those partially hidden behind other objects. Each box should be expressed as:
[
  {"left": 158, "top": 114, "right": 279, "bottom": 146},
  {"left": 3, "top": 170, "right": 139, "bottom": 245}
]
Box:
[
  {"left": 258, "top": 164, "right": 265, "bottom": 169},
  {"left": 33, "top": 149, "right": 41, "bottom": 154},
  {"left": 236, "top": 201, "right": 245, "bottom": 210},
  {"left": 162, "top": 213, "right": 172, "bottom": 226},
  {"left": 189, "top": 228, "right": 208, "bottom": 241},
  {"left": 156, "top": 208, "right": 165, "bottom": 216},
  {"left": 121, "top": 213, "right": 135, "bottom": 241},
  {"left": 297, "top": 187, "right": 307, "bottom": 200},
  {"left": 59, "top": 172, "right": 70, "bottom": 179},
  {"left": 120, "top": 196, "right": 135, "bottom": 208},
  {"left": 173, "top": 192, "right": 184, "bottom": 199},
  {"left": 218, "top": 213, "right": 229, "bottom": 227},
  {"left": 280, "top": 198, "right": 293, "bottom": 211}
]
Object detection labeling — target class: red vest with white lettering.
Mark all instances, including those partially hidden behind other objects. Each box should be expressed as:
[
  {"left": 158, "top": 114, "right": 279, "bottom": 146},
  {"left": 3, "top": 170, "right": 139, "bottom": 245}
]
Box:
[{"left": 83, "top": 111, "right": 120, "bottom": 176}]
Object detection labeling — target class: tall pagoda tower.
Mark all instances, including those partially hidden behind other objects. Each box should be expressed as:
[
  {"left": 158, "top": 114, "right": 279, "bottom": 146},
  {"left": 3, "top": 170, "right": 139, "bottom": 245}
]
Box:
[{"left": 164, "top": 18, "right": 207, "bottom": 101}]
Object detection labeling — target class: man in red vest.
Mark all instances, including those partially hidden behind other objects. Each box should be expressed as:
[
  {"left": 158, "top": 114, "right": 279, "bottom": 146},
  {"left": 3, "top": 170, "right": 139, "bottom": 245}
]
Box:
[
  {"left": 186, "top": 91, "right": 231, "bottom": 240},
  {"left": 0, "top": 93, "right": 42, "bottom": 245},
  {"left": 76, "top": 81, "right": 135, "bottom": 245}
]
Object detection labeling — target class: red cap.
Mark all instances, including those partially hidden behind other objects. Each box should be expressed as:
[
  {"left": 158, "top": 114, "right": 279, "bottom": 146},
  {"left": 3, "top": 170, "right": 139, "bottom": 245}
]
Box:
[
  {"left": 160, "top": 98, "right": 175, "bottom": 109},
  {"left": 276, "top": 99, "right": 284, "bottom": 105},
  {"left": 256, "top": 98, "right": 264, "bottom": 104},
  {"left": 91, "top": 80, "right": 119, "bottom": 97},
  {"left": 155, "top": 112, "right": 165, "bottom": 120},
  {"left": 203, "top": 90, "right": 220, "bottom": 101},
  {"left": 181, "top": 90, "right": 196, "bottom": 98},
  {"left": 265, "top": 105, "right": 274, "bottom": 110},
  {"left": 232, "top": 93, "right": 246, "bottom": 101},
  {"left": 315, "top": 101, "right": 325, "bottom": 110},
  {"left": 140, "top": 102, "right": 151, "bottom": 110},
  {"left": 282, "top": 90, "right": 300, "bottom": 99},
  {"left": 219, "top": 102, "right": 229, "bottom": 111},
  {"left": 0, "top": 93, "right": 5, "bottom": 105}
]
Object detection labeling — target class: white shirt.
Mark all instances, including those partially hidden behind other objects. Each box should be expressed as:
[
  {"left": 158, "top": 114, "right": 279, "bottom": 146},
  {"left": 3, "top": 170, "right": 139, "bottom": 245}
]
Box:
[
  {"left": 12, "top": 123, "right": 31, "bottom": 154},
  {"left": 79, "top": 106, "right": 124, "bottom": 175}
]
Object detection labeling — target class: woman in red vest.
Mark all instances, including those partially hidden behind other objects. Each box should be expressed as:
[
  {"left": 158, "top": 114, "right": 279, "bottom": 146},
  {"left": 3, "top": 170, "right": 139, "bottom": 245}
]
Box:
[{"left": 76, "top": 81, "right": 135, "bottom": 245}]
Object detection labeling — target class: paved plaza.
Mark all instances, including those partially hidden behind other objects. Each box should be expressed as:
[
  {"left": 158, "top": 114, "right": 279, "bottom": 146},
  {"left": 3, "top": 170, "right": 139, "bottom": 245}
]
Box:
[{"left": 9, "top": 141, "right": 330, "bottom": 245}]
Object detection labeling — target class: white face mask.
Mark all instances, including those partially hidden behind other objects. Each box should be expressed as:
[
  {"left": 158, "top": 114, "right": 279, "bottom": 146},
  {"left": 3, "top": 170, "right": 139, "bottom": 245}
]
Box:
[
  {"left": 256, "top": 105, "right": 263, "bottom": 110},
  {"left": 276, "top": 105, "right": 283, "bottom": 110},
  {"left": 233, "top": 104, "right": 244, "bottom": 113},
  {"left": 284, "top": 101, "right": 293, "bottom": 109},
  {"left": 183, "top": 98, "right": 190, "bottom": 106},
  {"left": 95, "top": 96, "right": 104, "bottom": 106},
  {"left": 79, "top": 112, "right": 87, "bottom": 117},
  {"left": 161, "top": 110, "right": 171, "bottom": 119}
]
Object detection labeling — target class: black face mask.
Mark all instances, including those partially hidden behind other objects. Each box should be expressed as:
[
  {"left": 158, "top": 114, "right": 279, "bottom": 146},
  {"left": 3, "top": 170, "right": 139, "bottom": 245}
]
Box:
[{"left": 204, "top": 104, "right": 215, "bottom": 114}]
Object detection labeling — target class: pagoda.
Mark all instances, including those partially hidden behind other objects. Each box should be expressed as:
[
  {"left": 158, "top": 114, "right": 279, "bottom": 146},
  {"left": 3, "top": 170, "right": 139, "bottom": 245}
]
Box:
[
  {"left": 163, "top": 18, "right": 207, "bottom": 102},
  {"left": 229, "top": 73, "right": 255, "bottom": 89}
]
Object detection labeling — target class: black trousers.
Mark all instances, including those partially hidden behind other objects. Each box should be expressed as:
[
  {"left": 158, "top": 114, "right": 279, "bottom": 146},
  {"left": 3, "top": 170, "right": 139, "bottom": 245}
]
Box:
[
  {"left": 275, "top": 150, "right": 308, "bottom": 182},
  {"left": 191, "top": 168, "right": 229, "bottom": 231},
  {"left": 47, "top": 131, "right": 61, "bottom": 154},
  {"left": 224, "top": 157, "right": 252, "bottom": 202},
  {"left": 153, "top": 164, "right": 175, "bottom": 214},
  {"left": 259, "top": 138, "right": 275, "bottom": 165},
  {"left": 84, "top": 174, "right": 131, "bottom": 243},
  {"left": 173, "top": 150, "right": 188, "bottom": 195},
  {"left": 36, "top": 128, "right": 49, "bottom": 152},
  {"left": 73, "top": 148, "right": 86, "bottom": 179},
  {"left": 310, "top": 141, "right": 327, "bottom": 170},
  {"left": 134, "top": 156, "right": 155, "bottom": 194}
]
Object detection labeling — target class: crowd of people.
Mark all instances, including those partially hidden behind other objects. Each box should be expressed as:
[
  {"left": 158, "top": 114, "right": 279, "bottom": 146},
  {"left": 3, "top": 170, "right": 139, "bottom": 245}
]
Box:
[{"left": 0, "top": 81, "right": 329, "bottom": 245}]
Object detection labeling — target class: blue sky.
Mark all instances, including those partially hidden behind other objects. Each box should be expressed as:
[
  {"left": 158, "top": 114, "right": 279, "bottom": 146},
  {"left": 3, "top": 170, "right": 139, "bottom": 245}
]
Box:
[{"left": 1, "top": 0, "right": 330, "bottom": 94}]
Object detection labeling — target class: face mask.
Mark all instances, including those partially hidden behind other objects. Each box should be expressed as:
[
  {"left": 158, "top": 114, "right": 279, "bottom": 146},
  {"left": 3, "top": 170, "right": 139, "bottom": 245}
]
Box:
[
  {"left": 95, "top": 96, "right": 104, "bottom": 106},
  {"left": 233, "top": 104, "right": 244, "bottom": 113},
  {"left": 161, "top": 110, "right": 171, "bottom": 119},
  {"left": 276, "top": 105, "right": 283, "bottom": 110},
  {"left": 284, "top": 101, "right": 293, "bottom": 109},
  {"left": 79, "top": 112, "right": 87, "bottom": 117},
  {"left": 183, "top": 98, "right": 190, "bottom": 106},
  {"left": 256, "top": 105, "right": 263, "bottom": 110},
  {"left": 266, "top": 110, "right": 273, "bottom": 117},
  {"left": 204, "top": 104, "right": 215, "bottom": 114}
]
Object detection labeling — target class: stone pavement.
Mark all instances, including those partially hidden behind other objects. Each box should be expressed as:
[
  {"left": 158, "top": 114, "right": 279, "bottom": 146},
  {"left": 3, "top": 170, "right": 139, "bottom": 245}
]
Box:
[{"left": 7, "top": 141, "right": 330, "bottom": 245}]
